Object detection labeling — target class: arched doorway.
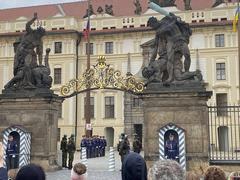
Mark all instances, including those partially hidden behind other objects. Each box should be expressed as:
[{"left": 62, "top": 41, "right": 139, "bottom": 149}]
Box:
[
  {"left": 104, "top": 127, "right": 114, "bottom": 150},
  {"left": 2, "top": 126, "right": 31, "bottom": 168},
  {"left": 218, "top": 126, "right": 229, "bottom": 151},
  {"left": 159, "top": 123, "right": 186, "bottom": 170}
]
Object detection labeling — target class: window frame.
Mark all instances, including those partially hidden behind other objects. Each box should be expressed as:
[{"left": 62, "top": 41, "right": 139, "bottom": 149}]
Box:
[
  {"left": 216, "top": 63, "right": 226, "bottom": 80},
  {"left": 54, "top": 67, "right": 62, "bottom": 85},
  {"left": 215, "top": 34, "right": 225, "bottom": 47},
  {"left": 105, "top": 42, "right": 113, "bottom": 54},
  {"left": 54, "top": 42, "right": 62, "bottom": 54},
  {"left": 105, "top": 96, "right": 115, "bottom": 118}
]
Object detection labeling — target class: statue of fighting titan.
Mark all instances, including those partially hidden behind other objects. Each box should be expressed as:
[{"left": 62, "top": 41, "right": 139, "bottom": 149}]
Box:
[
  {"left": 142, "top": 2, "right": 202, "bottom": 85},
  {"left": 4, "top": 13, "right": 52, "bottom": 89}
]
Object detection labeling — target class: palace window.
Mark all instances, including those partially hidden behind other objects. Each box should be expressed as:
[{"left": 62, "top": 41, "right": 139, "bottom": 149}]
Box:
[
  {"left": 216, "top": 93, "right": 228, "bottom": 116},
  {"left": 54, "top": 42, "right": 62, "bottom": 53},
  {"left": 85, "top": 43, "right": 93, "bottom": 55},
  {"left": 105, "top": 96, "right": 114, "bottom": 118},
  {"left": 84, "top": 97, "right": 94, "bottom": 118},
  {"left": 54, "top": 68, "right": 62, "bottom": 84},
  {"left": 133, "top": 98, "right": 142, "bottom": 107},
  {"left": 216, "top": 63, "right": 226, "bottom": 80},
  {"left": 215, "top": 34, "right": 225, "bottom": 47},
  {"left": 105, "top": 42, "right": 113, "bottom": 54}
]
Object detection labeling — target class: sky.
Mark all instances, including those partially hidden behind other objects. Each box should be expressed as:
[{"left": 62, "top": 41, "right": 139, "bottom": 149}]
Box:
[{"left": 0, "top": 0, "right": 85, "bottom": 9}]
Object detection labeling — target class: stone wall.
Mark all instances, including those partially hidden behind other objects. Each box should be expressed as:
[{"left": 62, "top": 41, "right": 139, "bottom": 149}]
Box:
[
  {"left": 0, "top": 96, "right": 62, "bottom": 171},
  {"left": 142, "top": 89, "right": 212, "bottom": 170}
]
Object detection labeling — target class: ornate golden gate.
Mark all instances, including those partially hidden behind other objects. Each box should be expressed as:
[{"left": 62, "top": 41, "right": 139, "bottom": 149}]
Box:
[{"left": 60, "top": 56, "right": 144, "bottom": 98}]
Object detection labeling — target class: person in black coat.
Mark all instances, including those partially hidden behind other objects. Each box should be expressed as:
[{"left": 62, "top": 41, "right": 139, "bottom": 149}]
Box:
[{"left": 122, "top": 152, "right": 147, "bottom": 180}]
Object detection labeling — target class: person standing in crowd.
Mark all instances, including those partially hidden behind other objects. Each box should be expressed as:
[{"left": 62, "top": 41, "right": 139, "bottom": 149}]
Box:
[
  {"left": 15, "top": 164, "right": 45, "bottom": 180},
  {"left": 91, "top": 136, "right": 96, "bottom": 158},
  {"left": 67, "top": 135, "right": 76, "bottom": 169},
  {"left": 119, "top": 135, "right": 130, "bottom": 163},
  {"left": 60, "top": 135, "right": 68, "bottom": 168},
  {"left": 99, "top": 136, "right": 105, "bottom": 157},
  {"left": 80, "top": 135, "right": 86, "bottom": 159},
  {"left": 71, "top": 162, "right": 87, "bottom": 180},
  {"left": 132, "top": 134, "right": 142, "bottom": 154},
  {"left": 165, "top": 133, "right": 179, "bottom": 161},
  {"left": 148, "top": 159, "right": 185, "bottom": 180},
  {"left": 122, "top": 152, "right": 147, "bottom": 180},
  {"left": 86, "top": 137, "right": 91, "bottom": 159},
  {"left": 0, "top": 142, "right": 8, "bottom": 180},
  {"left": 6, "top": 135, "right": 18, "bottom": 170},
  {"left": 95, "top": 135, "right": 100, "bottom": 157},
  {"left": 103, "top": 136, "right": 107, "bottom": 157},
  {"left": 204, "top": 166, "right": 226, "bottom": 180}
]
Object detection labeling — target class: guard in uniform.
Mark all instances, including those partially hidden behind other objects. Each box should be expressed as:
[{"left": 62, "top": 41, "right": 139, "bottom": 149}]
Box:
[
  {"left": 67, "top": 134, "right": 76, "bottom": 169},
  {"left": 6, "top": 134, "right": 18, "bottom": 170},
  {"left": 103, "top": 136, "right": 107, "bottom": 156},
  {"left": 165, "top": 133, "right": 179, "bottom": 161},
  {"left": 60, "top": 135, "right": 68, "bottom": 168},
  {"left": 80, "top": 135, "right": 86, "bottom": 159},
  {"left": 86, "top": 137, "right": 91, "bottom": 159},
  {"left": 132, "top": 134, "right": 142, "bottom": 154}
]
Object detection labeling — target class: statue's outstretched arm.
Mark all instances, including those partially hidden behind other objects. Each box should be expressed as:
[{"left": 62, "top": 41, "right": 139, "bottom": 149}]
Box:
[{"left": 26, "top": 13, "right": 37, "bottom": 33}]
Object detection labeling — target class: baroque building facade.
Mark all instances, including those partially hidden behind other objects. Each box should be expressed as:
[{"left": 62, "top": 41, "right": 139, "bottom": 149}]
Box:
[{"left": 0, "top": 0, "right": 238, "bottom": 148}]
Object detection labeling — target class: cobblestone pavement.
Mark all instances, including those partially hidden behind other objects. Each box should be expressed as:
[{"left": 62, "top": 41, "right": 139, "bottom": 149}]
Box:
[
  {"left": 47, "top": 170, "right": 121, "bottom": 180},
  {"left": 47, "top": 150, "right": 122, "bottom": 180}
]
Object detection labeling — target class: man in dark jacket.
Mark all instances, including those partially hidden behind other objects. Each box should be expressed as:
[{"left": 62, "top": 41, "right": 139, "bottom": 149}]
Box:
[
  {"left": 0, "top": 167, "right": 8, "bottom": 180},
  {"left": 119, "top": 136, "right": 130, "bottom": 163},
  {"left": 133, "top": 134, "right": 142, "bottom": 154},
  {"left": 122, "top": 152, "right": 147, "bottom": 180},
  {"left": 67, "top": 135, "right": 76, "bottom": 169},
  {"left": 60, "top": 135, "right": 67, "bottom": 168}
]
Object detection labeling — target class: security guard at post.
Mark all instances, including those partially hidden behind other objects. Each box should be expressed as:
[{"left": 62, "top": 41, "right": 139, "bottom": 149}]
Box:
[
  {"left": 60, "top": 135, "right": 68, "bottom": 168},
  {"left": 103, "top": 136, "right": 107, "bottom": 156},
  {"left": 80, "top": 135, "right": 86, "bottom": 156},
  {"left": 6, "top": 134, "right": 18, "bottom": 170},
  {"left": 67, "top": 134, "right": 76, "bottom": 169}
]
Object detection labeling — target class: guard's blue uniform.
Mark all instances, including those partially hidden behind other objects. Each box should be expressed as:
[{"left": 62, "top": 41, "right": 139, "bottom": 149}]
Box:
[
  {"left": 86, "top": 139, "right": 91, "bottom": 159},
  {"left": 6, "top": 140, "right": 18, "bottom": 170},
  {"left": 103, "top": 138, "right": 107, "bottom": 156},
  {"left": 165, "top": 139, "right": 179, "bottom": 160},
  {"left": 80, "top": 138, "right": 86, "bottom": 158}
]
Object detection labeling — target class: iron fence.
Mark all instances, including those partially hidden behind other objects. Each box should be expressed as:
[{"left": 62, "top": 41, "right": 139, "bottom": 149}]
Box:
[{"left": 208, "top": 105, "right": 240, "bottom": 164}]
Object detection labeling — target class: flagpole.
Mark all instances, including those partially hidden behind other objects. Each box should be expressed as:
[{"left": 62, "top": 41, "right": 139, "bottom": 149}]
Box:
[
  {"left": 86, "top": 0, "right": 91, "bottom": 137},
  {"left": 238, "top": 0, "right": 240, "bottom": 104}
]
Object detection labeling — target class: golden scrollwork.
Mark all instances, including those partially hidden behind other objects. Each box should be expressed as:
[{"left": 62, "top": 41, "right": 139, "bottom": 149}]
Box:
[{"left": 60, "top": 56, "right": 145, "bottom": 97}]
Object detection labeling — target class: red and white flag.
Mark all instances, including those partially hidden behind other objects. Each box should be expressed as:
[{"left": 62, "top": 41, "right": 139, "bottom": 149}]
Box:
[{"left": 83, "top": 20, "right": 90, "bottom": 40}]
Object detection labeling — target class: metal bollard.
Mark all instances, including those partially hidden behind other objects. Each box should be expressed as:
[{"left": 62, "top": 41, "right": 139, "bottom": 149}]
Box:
[
  {"left": 80, "top": 147, "right": 88, "bottom": 168},
  {"left": 108, "top": 147, "right": 115, "bottom": 171}
]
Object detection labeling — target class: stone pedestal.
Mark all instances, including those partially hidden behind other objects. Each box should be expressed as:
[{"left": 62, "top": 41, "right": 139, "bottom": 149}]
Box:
[
  {"left": 142, "top": 83, "right": 212, "bottom": 170},
  {"left": 0, "top": 93, "right": 63, "bottom": 171}
]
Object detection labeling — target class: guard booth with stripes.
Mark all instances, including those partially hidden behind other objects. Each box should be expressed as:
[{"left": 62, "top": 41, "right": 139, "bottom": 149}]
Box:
[
  {"left": 158, "top": 123, "right": 186, "bottom": 170},
  {"left": 2, "top": 126, "right": 31, "bottom": 168}
]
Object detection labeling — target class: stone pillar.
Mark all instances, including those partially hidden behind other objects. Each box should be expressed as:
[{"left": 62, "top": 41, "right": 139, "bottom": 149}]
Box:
[
  {"left": 142, "top": 87, "right": 212, "bottom": 170},
  {"left": 0, "top": 95, "right": 62, "bottom": 171}
]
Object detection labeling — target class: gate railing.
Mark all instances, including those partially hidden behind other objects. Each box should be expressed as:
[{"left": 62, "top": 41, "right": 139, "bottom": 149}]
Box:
[{"left": 208, "top": 105, "right": 240, "bottom": 164}]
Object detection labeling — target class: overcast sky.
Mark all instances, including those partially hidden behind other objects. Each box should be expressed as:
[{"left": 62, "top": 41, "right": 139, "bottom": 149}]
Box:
[{"left": 0, "top": 0, "right": 85, "bottom": 9}]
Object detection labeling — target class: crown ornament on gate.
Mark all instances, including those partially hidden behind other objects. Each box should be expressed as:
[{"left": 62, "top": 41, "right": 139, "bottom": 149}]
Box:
[{"left": 60, "top": 56, "right": 144, "bottom": 97}]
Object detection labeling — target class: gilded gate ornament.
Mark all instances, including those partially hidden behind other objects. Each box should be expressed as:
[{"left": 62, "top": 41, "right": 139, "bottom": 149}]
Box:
[{"left": 60, "top": 56, "right": 144, "bottom": 97}]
